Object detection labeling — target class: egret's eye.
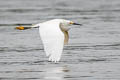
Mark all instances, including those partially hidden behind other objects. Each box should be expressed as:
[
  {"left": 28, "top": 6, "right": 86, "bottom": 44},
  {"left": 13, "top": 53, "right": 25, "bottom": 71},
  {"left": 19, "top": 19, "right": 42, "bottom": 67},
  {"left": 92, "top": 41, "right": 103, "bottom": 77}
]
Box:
[{"left": 69, "top": 21, "right": 74, "bottom": 24}]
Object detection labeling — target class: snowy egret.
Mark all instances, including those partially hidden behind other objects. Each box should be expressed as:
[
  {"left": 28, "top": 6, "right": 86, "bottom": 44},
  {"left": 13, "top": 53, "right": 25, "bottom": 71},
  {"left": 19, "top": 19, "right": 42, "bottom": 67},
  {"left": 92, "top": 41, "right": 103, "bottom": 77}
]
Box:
[{"left": 16, "top": 19, "right": 82, "bottom": 62}]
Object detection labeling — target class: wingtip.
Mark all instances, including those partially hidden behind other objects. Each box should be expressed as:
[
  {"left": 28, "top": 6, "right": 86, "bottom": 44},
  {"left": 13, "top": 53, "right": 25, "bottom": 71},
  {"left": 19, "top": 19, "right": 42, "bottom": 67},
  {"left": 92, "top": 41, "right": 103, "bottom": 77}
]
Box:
[{"left": 48, "top": 56, "right": 60, "bottom": 63}]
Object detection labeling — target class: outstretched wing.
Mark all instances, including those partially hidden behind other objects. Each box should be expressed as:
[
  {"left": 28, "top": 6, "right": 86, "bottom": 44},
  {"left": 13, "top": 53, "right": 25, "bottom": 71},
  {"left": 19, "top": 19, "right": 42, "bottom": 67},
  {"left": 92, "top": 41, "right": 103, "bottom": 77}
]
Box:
[{"left": 39, "top": 22, "right": 64, "bottom": 62}]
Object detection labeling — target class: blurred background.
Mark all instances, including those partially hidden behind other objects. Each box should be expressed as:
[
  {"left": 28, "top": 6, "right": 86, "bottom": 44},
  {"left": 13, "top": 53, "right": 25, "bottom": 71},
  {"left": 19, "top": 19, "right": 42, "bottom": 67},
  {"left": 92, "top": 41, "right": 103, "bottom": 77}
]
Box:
[{"left": 0, "top": 0, "right": 120, "bottom": 80}]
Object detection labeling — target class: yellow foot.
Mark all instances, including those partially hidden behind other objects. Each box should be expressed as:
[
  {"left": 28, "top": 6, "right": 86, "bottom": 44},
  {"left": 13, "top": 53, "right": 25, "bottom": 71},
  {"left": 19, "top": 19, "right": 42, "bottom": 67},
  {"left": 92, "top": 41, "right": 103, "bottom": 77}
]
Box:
[
  {"left": 15, "top": 26, "right": 31, "bottom": 30},
  {"left": 15, "top": 26, "right": 25, "bottom": 30}
]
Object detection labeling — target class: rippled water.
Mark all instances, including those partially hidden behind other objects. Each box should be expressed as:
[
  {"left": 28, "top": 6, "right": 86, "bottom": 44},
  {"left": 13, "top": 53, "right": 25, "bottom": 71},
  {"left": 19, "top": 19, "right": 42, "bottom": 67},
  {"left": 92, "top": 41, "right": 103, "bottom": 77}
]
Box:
[{"left": 0, "top": 0, "right": 120, "bottom": 80}]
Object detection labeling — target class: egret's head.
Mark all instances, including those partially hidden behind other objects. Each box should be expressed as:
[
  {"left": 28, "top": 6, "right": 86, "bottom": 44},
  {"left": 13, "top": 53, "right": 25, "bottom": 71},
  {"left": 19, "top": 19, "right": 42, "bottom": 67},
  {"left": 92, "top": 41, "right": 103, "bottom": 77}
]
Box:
[
  {"left": 59, "top": 19, "right": 82, "bottom": 31},
  {"left": 60, "top": 19, "right": 82, "bottom": 26}
]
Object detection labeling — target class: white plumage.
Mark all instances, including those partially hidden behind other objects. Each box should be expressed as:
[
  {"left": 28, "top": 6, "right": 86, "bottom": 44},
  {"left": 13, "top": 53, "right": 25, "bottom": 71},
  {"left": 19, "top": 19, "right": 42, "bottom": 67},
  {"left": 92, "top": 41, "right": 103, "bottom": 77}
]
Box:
[
  {"left": 16, "top": 19, "right": 82, "bottom": 62},
  {"left": 36, "top": 19, "right": 82, "bottom": 62},
  {"left": 39, "top": 19, "right": 64, "bottom": 62}
]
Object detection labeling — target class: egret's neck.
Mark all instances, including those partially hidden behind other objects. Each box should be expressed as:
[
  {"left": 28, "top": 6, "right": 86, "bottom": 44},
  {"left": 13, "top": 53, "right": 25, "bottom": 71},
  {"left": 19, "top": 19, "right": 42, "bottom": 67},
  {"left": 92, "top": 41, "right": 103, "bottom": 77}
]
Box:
[{"left": 60, "top": 23, "right": 71, "bottom": 31}]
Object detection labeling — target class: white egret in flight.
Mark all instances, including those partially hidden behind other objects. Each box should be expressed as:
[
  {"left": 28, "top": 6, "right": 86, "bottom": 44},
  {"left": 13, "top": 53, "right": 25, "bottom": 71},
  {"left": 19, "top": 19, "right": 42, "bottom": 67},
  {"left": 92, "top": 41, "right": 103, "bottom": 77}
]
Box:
[{"left": 16, "top": 19, "right": 82, "bottom": 62}]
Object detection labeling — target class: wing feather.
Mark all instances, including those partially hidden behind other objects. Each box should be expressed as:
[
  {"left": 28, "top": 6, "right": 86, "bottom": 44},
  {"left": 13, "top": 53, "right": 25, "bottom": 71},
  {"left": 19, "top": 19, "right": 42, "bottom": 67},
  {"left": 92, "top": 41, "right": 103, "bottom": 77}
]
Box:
[{"left": 39, "top": 22, "right": 64, "bottom": 62}]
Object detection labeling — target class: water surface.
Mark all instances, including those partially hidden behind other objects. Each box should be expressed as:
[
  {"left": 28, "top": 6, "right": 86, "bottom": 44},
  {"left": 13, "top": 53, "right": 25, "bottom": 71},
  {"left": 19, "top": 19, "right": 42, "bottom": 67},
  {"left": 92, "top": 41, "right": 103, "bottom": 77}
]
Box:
[{"left": 0, "top": 0, "right": 120, "bottom": 80}]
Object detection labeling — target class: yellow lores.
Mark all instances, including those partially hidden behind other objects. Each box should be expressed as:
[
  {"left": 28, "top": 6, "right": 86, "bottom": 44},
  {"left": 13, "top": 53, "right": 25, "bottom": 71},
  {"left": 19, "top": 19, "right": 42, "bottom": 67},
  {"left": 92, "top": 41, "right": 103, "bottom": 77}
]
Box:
[{"left": 15, "top": 19, "right": 82, "bottom": 62}]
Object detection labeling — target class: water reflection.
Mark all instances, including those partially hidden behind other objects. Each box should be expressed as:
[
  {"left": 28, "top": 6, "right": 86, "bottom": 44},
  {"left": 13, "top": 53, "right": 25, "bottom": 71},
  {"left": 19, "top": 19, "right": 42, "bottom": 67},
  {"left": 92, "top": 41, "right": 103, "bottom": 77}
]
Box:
[{"left": 44, "top": 66, "right": 69, "bottom": 80}]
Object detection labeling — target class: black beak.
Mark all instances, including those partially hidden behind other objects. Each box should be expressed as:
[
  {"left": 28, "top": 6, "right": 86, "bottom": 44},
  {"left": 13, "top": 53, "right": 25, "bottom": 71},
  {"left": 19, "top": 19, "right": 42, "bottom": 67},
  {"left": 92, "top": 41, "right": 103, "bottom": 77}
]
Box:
[{"left": 73, "top": 23, "right": 82, "bottom": 26}]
